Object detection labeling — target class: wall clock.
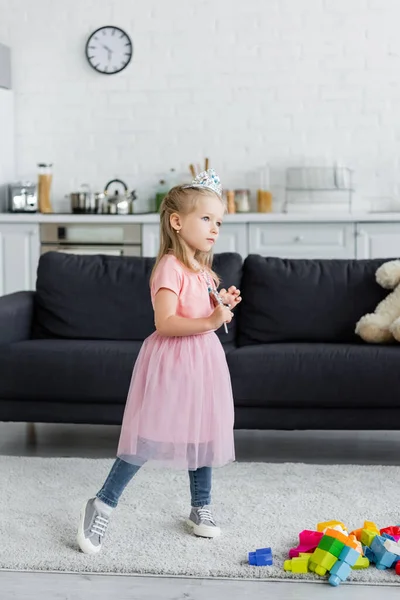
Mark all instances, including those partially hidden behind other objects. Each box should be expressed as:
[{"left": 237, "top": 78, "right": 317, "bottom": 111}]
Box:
[{"left": 85, "top": 26, "right": 133, "bottom": 74}]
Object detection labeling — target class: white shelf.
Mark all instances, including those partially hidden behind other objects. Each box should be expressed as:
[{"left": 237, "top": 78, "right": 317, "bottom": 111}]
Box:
[{"left": 3, "top": 211, "right": 400, "bottom": 224}]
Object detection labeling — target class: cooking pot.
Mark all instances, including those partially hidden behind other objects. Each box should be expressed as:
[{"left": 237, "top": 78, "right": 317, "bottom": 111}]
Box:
[{"left": 69, "top": 184, "right": 105, "bottom": 214}]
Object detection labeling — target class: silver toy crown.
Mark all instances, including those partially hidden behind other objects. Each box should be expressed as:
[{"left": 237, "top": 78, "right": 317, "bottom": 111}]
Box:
[{"left": 184, "top": 168, "right": 222, "bottom": 197}]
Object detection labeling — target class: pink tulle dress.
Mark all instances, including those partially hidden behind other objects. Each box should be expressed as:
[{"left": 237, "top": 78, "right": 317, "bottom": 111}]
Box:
[{"left": 117, "top": 254, "right": 235, "bottom": 471}]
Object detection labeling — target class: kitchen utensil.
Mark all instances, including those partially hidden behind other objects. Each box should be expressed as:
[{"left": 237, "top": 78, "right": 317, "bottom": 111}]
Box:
[
  {"left": 69, "top": 184, "right": 103, "bottom": 214},
  {"left": 103, "top": 178, "right": 137, "bottom": 215}
]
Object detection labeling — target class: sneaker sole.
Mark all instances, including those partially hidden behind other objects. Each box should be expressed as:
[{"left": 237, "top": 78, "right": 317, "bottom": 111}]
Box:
[
  {"left": 186, "top": 518, "right": 221, "bottom": 538},
  {"left": 77, "top": 502, "right": 102, "bottom": 555}
]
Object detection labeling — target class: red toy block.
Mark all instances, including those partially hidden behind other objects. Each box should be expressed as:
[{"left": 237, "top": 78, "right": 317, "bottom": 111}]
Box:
[
  {"left": 396, "top": 561, "right": 400, "bottom": 575},
  {"left": 381, "top": 527, "right": 400, "bottom": 543},
  {"left": 289, "top": 530, "right": 323, "bottom": 559}
]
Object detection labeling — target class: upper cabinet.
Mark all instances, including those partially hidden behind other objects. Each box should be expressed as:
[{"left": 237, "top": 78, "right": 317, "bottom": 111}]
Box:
[
  {"left": 0, "top": 43, "right": 11, "bottom": 89},
  {"left": 356, "top": 223, "right": 400, "bottom": 259}
]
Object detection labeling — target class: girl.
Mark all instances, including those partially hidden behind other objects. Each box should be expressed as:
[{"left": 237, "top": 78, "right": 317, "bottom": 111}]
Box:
[{"left": 77, "top": 169, "right": 241, "bottom": 554}]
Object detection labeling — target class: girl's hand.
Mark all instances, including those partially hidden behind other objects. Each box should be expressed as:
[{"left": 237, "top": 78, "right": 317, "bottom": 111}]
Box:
[
  {"left": 219, "top": 286, "right": 242, "bottom": 309},
  {"left": 209, "top": 304, "right": 233, "bottom": 330}
]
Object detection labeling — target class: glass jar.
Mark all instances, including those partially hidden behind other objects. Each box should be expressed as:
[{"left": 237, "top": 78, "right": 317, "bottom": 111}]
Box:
[
  {"left": 37, "top": 163, "right": 53, "bottom": 213},
  {"left": 235, "top": 189, "right": 250, "bottom": 213}
]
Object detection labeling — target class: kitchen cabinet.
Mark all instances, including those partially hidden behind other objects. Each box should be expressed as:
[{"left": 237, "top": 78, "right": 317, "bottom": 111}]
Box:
[
  {"left": 249, "top": 223, "right": 356, "bottom": 259},
  {"left": 141, "top": 223, "right": 247, "bottom": 257},
  {"left": 3, "top": 216, "right": 400, "bottom": 297},
  {"left": 0, "top": 224, "right": 40, "bottom": 295},
  {"left": 356, "top": 223, "right": 400, "bottom": 259}
]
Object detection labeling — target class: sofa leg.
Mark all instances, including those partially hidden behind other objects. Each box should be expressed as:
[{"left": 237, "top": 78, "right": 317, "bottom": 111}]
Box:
[{"left": 26, "top": 423, "right": 37, "bottom": 446}]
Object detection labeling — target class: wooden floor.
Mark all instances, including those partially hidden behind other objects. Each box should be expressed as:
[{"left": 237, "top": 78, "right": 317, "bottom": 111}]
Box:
[{"left": 2, "top": 422, "right": 400, "bottom": 599}]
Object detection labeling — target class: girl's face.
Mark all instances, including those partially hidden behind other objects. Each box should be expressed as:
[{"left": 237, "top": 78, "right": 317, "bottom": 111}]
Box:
[{"left": 172, "top": 194, "right": 225, "bottom": 257}]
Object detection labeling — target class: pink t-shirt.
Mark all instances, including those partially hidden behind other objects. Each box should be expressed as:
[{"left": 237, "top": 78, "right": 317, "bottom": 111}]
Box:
[{"left": 151, "top": 254, "right": 213, "bottom": 320}]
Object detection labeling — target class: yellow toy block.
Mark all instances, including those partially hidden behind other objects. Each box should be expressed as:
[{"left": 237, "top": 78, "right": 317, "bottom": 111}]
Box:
[
  {"left": 284, "top": 556, "right": 310, "bottom": 573},
  {"left": 352, "top": 555, "right": 370, "bottom": 570},
  {"left": 364, "top": 521, "right": 379, "bottom": 535},
  {"left": 309, "top": 548, "right": 338, "bottom": 576},
  {"left": 360, "top": 529, "right": 377, "bottom": 547},
  {"left": 317, "top": 520, "right": 347, "bottom": 533}
]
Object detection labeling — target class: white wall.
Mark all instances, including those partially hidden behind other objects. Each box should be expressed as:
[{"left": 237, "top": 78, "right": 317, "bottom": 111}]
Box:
[{"left": 1, "top": 0, "right": 400, "bottom": 212}]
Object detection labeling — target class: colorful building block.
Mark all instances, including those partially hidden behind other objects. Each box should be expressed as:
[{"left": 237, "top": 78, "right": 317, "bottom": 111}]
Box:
[
  {"left": 309, "top": 548, "right": 338, "bottom": 576},
  {"left": 396, "top": 561, "right": 400, "bottom": 575},
  {"left": 352, "top": 555, "right": 370, "bottom": 570},
  {"left": 363, "top": 546, "right": 375, "bottom": 562},
  {"left": 370, "top": 536, "right": 398, "bottom": 570},
  {"left": 383, "top": 539, "right": 400, "bottom": 557},
  {"left": 248, "top": 547, "right": 273, "bottom": 566},
  {"left": 350, "top": 528, "right": 362, "bottom": 541},
  {"left": 329, "top": 560, "right": 352, "bottom": 586},
  {"left": 381, "top": 526, "right": 400, "bottom": 543},
  {"left": 364, "top": 521, "right": 380, "bottom": 535},
  {"left": 284, "top": 555, "right": 310, "bottom": 573},
  {"left": 324, "top": 528, "right": 359, "bottom": 550},
  {"left": 328, "top": 545, "right": 360, "bottom": 586},
  {"left": 317, "top": 521, "right": 347, "bottom": 533},
  {"left": 361, "top": 529, "right": 378, "bottom": 547},
  {"left": 318, "top": 535, "right": 346, "bottom": 558},
  {"left": 289, "top": 530, "right": 323, "bottom": 558}
]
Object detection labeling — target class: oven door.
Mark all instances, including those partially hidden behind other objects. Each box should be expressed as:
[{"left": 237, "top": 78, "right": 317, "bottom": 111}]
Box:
[{"left": 40, "top": 245, "right": 141, "bottom": 256}]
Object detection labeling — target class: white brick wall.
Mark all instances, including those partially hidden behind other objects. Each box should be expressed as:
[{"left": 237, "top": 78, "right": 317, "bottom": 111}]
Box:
[{"left": 1, "top": 0, "right": 400, "bottom": 212}]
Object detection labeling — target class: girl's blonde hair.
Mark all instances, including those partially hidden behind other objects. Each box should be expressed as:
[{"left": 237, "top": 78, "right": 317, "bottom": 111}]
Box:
[{"left": 150, "top": 185, "right": 225, "bottom": 286}]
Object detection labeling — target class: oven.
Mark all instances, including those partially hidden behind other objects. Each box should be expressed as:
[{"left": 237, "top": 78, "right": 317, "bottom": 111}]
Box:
[{"left": 40, "top": 223, "right": 142, "bottom": 256}]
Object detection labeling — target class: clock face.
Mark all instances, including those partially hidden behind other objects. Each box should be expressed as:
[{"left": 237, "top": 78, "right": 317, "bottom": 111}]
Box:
[{"left": 86, "top": 26, "right": 133, "bottom": 74}]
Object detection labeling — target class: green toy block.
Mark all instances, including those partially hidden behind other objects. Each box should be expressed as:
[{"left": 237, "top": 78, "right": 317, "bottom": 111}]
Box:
[
  {"left": 309, "top": 548, "right": 338, "bottom": 576},
  {"left": 318, "top": 535, "right": 346, "bottom": 558},
  {"left": 352, "top": 555, "right": 370, "bottom": 570},
  {"left": 361, "top": 529, "right": 377, "bottom": 547}
]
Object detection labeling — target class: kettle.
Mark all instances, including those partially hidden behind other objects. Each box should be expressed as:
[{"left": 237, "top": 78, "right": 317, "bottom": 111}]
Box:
[{"left": 102, "top": 179, "right": 137, "bottom": 215}]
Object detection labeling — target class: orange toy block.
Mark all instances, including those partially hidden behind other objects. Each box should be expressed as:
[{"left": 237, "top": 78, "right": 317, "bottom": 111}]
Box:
[
  {"left": 317, "top": 521, "right": 347, "bottom": 533},
  {"left": 349, "top": 528, "right": 362, "bottom": 541},
  {"left": 325, "top": 528, "right": 358, "bottom": 550}
]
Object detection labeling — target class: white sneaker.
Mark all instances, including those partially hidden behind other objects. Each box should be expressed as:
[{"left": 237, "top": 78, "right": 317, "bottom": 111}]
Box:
[
  {"left": 186, "top": 505, "right": 221, "bottom": 538},
  {"left": 77, "top": 498, "right": 110, "bottom": 555}
]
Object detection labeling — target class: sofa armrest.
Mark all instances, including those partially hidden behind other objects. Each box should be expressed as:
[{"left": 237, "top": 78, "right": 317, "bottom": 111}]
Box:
[{"left": 0, "top": 291, "right": 35, "bottom": 344}]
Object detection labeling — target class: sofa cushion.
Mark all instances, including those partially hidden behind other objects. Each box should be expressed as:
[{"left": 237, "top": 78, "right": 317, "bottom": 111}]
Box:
[
  {"left": 0, "top": 339, "right": 143, "bottom": 402},
  {"left": 238, "top": 255, "right": 391, "bottom": 345},
  {"left": 228, "top": 342, "right": 400, "bottom": 408},
  {"left": 0, "top": 338, "right": 238, "bottom": 403},
  {"left": 32, "top": 251, "right": 242, "bottom": 342}
]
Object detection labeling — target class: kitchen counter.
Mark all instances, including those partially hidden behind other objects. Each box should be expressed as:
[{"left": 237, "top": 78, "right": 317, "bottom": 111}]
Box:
[{"left": 3, "top": 211, "right": 400, "bottom": 223}]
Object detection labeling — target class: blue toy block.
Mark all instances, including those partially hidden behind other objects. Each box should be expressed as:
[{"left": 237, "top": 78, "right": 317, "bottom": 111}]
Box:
[
  {"left": 338, "top": 546, "right": 360, "bottom": 567},
  {"left": 363, "top": 546, "right": 375, "bottom": 562},
  {"left": 371, "top": 536, "right": 397, "bottom": 570},
  {"left": 382, "top": 533, "right": 396, "bottom": 542},
  {"left": 329, "top": 560, "right": 352, "bottom": 587},
  {"left": 248, "top": 547, "right": 273, "bottom": 566}
]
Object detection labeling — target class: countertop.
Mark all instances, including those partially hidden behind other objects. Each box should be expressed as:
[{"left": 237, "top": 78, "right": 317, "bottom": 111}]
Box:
[{"left": 2, "top": 212, "right": 400, "bottom": 224}]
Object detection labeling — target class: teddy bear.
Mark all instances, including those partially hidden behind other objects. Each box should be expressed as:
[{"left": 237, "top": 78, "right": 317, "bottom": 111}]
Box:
[{"left": 355, "top": 259, "right": 400, "bottom": 343}]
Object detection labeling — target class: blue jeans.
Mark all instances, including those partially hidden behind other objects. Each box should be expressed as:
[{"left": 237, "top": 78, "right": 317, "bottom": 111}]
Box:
[{"left": 96, "top": 457, "right": 212, "bottom": 509}]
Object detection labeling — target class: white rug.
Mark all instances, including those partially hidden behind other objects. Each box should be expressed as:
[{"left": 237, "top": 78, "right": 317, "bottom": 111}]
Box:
[{"left": 1, "top": 457, "right": 400, "bottom": 584}]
